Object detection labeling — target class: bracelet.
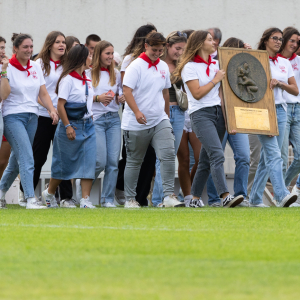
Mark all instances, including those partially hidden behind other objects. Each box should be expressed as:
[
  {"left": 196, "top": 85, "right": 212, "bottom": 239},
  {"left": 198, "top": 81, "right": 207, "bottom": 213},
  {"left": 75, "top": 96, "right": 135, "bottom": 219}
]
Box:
[
  {"left": 210, "top": 81, "right": 216, "bottom": 87},
  {"left": 0, "top": 75, "right": 9, "bottom": 82},
  {"left": 65, "top": 124, "right": 71, "bottom": 129},
  {"left": 96, "top": 95, "right": 99, "bottom": 102},
  {"left": 0, "top": 71, "right": 7, "bottom": 75}
]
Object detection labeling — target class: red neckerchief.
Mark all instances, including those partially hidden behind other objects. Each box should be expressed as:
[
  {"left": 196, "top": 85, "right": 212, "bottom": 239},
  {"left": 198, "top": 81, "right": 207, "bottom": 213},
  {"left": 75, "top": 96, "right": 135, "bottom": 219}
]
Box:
[
  {"left": 278, "top": 53, "right": 297, "bottom": 61},
  {"left": 69, "top": 70, "right": 91, "bottom": 85},
  {"left": 193, "top": 54, "right": 216, "bottom": 76},
  {"left": 139, "top": 52, "right": 160, "bottom": 70},
  {"left": 269, "top": 54, "right": 279, "bottom": 65},
  {"left": 101, "top": 67, "right": 110, "bottom": 75},
  {"left": 9, "top": 54, "right": 32, "bottom": 77},
  {"left": 50, "top": 58, "right": 60, "bottom": 70}
]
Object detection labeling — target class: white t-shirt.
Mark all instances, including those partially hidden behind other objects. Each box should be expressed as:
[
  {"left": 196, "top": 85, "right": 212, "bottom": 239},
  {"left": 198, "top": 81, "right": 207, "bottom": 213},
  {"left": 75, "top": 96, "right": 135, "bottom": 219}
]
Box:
[
  {"left": 58, "top": 74, "right": 94, "bottom": 119},
  {"left": 86, "top": 68, "right": 122, "bottom": 120},
  {"left": 282, "top": 55, "right": 300, "bottom": 104},
  {"left": 36, "top": 58, "right": 63, "bottom": 118},
  {"left": 270, "top": 56, "right": 294, "bottom": 106},
  {"left": 0, "top": 64, "right": 2, "bottom": 113},
  {"left": 2, "top": 60, "right": 45, "bottom": 117},
  {"left": 122, "top": 57, "right": 171, "bottom": 130},
  {"left": 181, "top": 60, "right": 221, "bottom": 114},
  {"left": 120, "top": 54, "right": 133, "bottom": 72}
]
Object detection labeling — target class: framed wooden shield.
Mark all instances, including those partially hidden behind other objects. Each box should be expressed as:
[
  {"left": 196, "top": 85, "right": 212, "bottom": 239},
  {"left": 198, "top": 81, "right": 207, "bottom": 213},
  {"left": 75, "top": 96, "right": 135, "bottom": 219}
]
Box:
[{"left": 218, "top": 47, "right": 278, "bottom": 135}]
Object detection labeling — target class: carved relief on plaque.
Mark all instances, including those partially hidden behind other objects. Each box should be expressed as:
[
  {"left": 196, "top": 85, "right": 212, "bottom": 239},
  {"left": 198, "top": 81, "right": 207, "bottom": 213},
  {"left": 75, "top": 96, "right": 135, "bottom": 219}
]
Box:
[{"left": 227, "top": 53, "right": 267, "bottom": 103}]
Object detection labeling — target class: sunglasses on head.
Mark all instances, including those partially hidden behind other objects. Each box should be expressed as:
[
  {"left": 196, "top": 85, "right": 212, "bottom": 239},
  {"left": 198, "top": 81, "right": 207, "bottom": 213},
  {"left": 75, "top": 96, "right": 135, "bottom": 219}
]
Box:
[{"left": 167, "top": 31, "right": 188, "bottom": 42}]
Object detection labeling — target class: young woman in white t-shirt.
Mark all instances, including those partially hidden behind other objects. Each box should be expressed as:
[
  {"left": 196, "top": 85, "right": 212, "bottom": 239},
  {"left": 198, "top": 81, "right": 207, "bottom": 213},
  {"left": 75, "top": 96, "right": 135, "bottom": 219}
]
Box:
[
  {"left": 122, "top": 31, "right": 184, "bottom": 208},
  {"left": 42, "top": 44, "right": 96, "bottom": 209},
  {"left": 84, "top": 40, "right": 124, "bottom": 207},
  {"left": 17, "top": 31, "right": 75, "bottom": 208},
  {"left": 0, "top": 33, "right": 58, "bottom": 209},
  {"left": 175, "top": 30, "right": 244, "bottom": 208},
  {"left": 249, "top": 27, "right": 299, "bottom": 207},
  {"left": 116, "top": 23, "right": 157, "bottom": 206},
  {"left": 278, "top": 27, "right": 300, "bottom": 203}
]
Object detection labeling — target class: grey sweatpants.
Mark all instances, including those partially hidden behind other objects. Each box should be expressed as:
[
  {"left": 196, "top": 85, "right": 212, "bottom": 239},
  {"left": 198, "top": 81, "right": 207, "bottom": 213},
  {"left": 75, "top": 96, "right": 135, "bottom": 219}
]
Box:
[{"left": 123, "top": 119, "right": 175, "bottom": 200}]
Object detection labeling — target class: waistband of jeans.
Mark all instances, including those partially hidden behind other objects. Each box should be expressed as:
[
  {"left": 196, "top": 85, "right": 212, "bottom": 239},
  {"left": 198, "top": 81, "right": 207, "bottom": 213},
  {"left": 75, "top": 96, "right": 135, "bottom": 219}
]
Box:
[
  {"left": 68, "top": 116, "right": 93, "bottom": 124},
  {"left": 170, "top": 105, "right": 181, "bottom": 110},
  {"left": 275, "top": 104, "right": 283, "bottom": 108},
  {"left": 102, "top": 111, "right": 119, "bottom": 117},
  {"left": 287, "top": 102, "right": 300, "bottom": 106}
]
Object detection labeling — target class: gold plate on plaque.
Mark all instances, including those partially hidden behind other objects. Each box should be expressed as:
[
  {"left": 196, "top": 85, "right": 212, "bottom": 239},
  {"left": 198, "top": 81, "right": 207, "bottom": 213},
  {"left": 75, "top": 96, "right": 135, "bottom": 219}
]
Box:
[{"left": 234, "top": 107, "right": 270, "bottom": 131}]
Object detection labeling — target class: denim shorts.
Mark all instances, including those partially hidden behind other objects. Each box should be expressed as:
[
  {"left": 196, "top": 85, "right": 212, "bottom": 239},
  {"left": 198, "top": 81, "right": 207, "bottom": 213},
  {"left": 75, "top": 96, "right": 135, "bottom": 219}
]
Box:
[{"left": 51, "top": 117, "right": 96, "bottom": 180}]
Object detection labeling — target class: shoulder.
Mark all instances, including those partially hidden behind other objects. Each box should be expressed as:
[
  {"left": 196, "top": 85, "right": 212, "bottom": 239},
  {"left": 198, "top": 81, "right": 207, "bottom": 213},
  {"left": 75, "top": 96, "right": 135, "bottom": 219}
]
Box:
[
  {"left": 114, "top": 68, "right": 120, "bottom": 76},
  {"left": 60, "top": 74, "right": 73, "bottom": 84},
  {"left": 158, "top": 59, "right": 168, "bottom": 69},
  {"left": 85, "top": 68, "right": 92, "bottom": 78},
  {"left": 277, "top": 56, "right": 289, "bottom": 65}
]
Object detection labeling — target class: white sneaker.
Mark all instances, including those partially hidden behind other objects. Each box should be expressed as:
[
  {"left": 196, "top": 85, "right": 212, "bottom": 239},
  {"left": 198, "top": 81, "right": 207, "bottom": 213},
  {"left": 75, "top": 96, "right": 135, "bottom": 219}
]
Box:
[
  {"left": 124, "top": 199, "right": 141, "bottom": 208},
  {"left": 277, "top": 193, "right": 297, "bottom": 207},
  {"left": 223, "top": 194, "right": 244, "bottom": 208},
  {"left": 114, "top": 188, "right": 126, "bottom": 205},
  {"left": 238, "top": 199, "right": 250, "bottom": 207},
  {"left": 41, "top": 189, "right": 57, "bottom": 208},
  {"left": 60, "top": 199, "right": 77, "bottom": 208},
  {"left": 102, "top": 202, "right": 117, "bottom": 208},
  {"left": 26, "top": 198, "right": 47, "bottom": 209},
  {"left": 75, "top": 179, "right": 82, "bottom": 201},
  {"left": 289, "top": 202, "right": 300, "bottom": 207},
  {"left": 157, "top": 203, "right": 164, "bottom": 208},
  {"left": 18, "top": 190, "right": 27, "bottom": 207},
  {"left": 163, "top": 194, "right": 185, "bottom": 208},
  {"left": 291, "top": 185, "right": 300, "bottom": 204},
  {"left": 0, "top": 199, "right": 7, "bottom": 209},
  {"left": 249, "top": 203, "right": 269, "bottom": 207},
  {"left": 185, "top": 198, "right": 204, "bottom": 208},
  {"left": 80, "top": 197, "right": 96, "bottom": 208}
]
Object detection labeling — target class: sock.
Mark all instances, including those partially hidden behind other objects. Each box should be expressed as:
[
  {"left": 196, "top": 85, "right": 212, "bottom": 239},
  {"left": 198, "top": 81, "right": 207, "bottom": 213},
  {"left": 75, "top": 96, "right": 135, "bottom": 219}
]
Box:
[
  {"left": 184, "top": 195, "right": 193, "bottom": 201},
  {"left": 0, "top": 190, "right": 6, "bottom": 200},
  {"left": 46, "top": 188, "right": 55, "bottom": 196}
]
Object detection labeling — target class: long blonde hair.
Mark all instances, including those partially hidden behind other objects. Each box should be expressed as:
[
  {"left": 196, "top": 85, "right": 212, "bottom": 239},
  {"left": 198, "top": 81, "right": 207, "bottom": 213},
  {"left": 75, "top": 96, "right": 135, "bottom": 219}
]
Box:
[
  {"left": 173, "top": 30, "right": 210, "bottom": 81},
  {"left": 91, "top": 40, "right": 116, "bottom": 87}
]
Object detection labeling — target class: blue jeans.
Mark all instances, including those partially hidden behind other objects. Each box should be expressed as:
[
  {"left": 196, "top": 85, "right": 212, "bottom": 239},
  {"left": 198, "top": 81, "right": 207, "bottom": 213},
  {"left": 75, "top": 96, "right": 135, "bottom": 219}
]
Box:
[
  {"left": 0, "top": 113, "right": 38, "bottom": 199},
  {"left": 0, "top": 112, "right": 3, "bottom": 149},
  {"left": 94, "top": 112, "right": 121, "bottom": 205},
  {"left": 249, "top": 105, "right": 289, "bottom": 205},
  {"left": 152, "top": 106, "right": 185, "bottom": 206},
  {"left": 281, "top": 103, "right": 300, "bottom": 186},
  {"left": 206, "top": 132, "right": 250, "bottom": 205}
]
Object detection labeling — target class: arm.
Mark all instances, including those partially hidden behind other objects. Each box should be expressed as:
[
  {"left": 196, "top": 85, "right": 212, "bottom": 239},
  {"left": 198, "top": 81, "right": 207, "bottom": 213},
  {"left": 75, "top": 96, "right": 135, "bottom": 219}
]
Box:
[
  {"left": 278, "top": 76, "right": 299, "bottom": 96},
  {"left": 57, "top": 98, "right": 76, "bottom": 140},
  {"left": 163, "top": 88, "right": 170, "bottom": 117},
  {"left": 123, "top": 85, "right": 147, "bottom": 124},
  {"left": 185, "top": 70, "right": 225, "bottom": 100},
  {"left": 38, "top": 85, "right": 59, "bottom": 124},
  {"left": 0, "top": 56, "right": 11, "bottom": 100}
]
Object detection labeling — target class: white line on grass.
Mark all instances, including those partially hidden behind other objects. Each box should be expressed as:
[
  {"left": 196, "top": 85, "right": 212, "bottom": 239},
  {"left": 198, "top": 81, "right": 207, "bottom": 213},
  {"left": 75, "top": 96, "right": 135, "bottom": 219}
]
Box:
[{"left": 0, "top": 223, "right": 204, "bottom": 232}]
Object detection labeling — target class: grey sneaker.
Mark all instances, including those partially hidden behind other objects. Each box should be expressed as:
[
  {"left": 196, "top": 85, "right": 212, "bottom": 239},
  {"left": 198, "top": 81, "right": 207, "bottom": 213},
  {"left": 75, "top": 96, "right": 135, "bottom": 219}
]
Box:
[
  {"left": 60, "top": 199, "right": 77, "bottom": 208},
  {"left": 276, "top": 193, "right": 297, "bottom": 207},
  {"left": 209, "top": 202, "right": 222, "bottom": 207},
  {"left": 185, "top": 198, "right": 204, "bottom": 208},
  {"left": 124, "top": 199, "right": 141, "bottom": 208},
  {"left": 223, "top": 194, "right": 243, "bottom": 208},
  {"left": 0, "top": 199, "right": 7, "bottom": 209},
  {"left": 238, "top": 199, "right": 250, "bottom": 207},
  {"left": 18, "top": 190, "right": 27, "bottom": 207}
]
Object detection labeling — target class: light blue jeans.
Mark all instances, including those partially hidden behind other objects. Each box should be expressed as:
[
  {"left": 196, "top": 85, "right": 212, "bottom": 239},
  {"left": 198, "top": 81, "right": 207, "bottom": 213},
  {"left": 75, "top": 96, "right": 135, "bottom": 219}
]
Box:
[
  {"left": 281, "top": 103, "right": 300, "bottom": 186},
  {"left": 249, "top": 105, "right": 289, "bottom": 205},
  {"left": 0, "top": 113, "right": 38, "bottom": 199},
  {"left": 94, "top": 112, "right": 121, "bottom": 205},
  {"left": 152, "top": 106, "right": 185, "bottom": 206},
  {"left": 0, "top": 112, "right": 3, "bottom": 149},
  {"left": 206, "top": 132, "right": 250, "bottom": 205}
]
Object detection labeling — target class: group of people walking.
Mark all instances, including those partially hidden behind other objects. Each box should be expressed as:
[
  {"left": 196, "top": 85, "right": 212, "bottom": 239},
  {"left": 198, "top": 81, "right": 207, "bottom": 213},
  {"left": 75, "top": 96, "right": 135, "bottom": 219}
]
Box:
[{"left": 1, "top": 24, "right": 300, "bottom": 209}]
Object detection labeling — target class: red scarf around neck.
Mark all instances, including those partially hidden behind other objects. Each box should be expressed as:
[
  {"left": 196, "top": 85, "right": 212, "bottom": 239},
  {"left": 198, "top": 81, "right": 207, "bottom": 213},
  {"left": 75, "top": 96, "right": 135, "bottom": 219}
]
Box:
[
  {"left": 269, "top": 54, "right": 279, "bottom": 65},
  {"left": 9, "top": 54, "right": 32, "bottom": 77},
  {"left": 193, "top": 54, "right": 216, "bottom": 76},
  {"left": 50, "top": 58, "right": 61, "bottom": 70},
  {"left": 101, "top": 67, "right": 110, "bottom": 75},
  {"left": 278, "top": 53, "right": 297, "bottom": 61},
  {"left": 139, "top": 52, "right": 160, "bottom": 70},
  {"left": 69, "top": 70, "right": 91, "bottom": 85}
]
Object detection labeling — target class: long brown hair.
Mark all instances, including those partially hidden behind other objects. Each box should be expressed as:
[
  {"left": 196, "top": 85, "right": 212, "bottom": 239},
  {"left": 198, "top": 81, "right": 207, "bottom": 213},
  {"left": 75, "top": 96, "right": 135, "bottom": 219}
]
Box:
[
  {"left": 173, "top": 30, "right": 210, "bottom": 81},
  {"left": 91, "top": 40, "right": 116, "bottom": 87},
  {"left": 257, "top": 27, "right": 283, "bottom": 50},
  {"left": 55, "top": 44, "right": 89, "bottom": 94},
  {"left": 65, "top": 36, "right": 80, "bottom": 53},
  {"left": 280, "top": 27, "right": 300, "bottom": 54},
  {"left": 222, "top": 37, "right": 244, "bottom": 48},
  {"left": 35, "top": 31, "right": 66, "bottom": 76}
]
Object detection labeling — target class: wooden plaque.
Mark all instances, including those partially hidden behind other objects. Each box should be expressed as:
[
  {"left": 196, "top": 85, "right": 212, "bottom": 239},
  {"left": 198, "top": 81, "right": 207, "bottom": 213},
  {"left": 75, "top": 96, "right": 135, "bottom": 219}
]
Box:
[{"left": 218, "top": 47, "right": 279, "bottom": 135}]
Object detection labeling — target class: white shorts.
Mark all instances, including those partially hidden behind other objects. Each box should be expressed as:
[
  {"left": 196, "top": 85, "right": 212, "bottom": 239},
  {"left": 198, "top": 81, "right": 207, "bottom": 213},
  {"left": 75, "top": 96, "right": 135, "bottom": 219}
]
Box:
[{"left": 183, "top": 111, "right": 192, "bottom": 133}]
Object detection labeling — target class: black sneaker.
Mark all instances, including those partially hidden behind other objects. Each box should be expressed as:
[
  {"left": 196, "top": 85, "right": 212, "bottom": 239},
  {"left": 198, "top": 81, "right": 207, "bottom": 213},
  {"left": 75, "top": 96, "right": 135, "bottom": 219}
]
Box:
[
  {"left": 185, "top": 198, "right": 205, "bottom": 208},
  {"left": 223, "top": 195, "right": 243, "bottom": 208}
]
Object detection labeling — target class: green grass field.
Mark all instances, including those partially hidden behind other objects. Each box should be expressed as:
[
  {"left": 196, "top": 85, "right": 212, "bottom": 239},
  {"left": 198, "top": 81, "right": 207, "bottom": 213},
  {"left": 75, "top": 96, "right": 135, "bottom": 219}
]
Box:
[{"left": 1, "top": 205, "right": 300, "bottom": 300}]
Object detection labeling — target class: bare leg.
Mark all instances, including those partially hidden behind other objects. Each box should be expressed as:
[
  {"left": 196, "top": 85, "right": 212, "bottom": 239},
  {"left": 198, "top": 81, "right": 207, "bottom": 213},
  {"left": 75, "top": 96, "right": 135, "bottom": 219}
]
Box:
[
  {"left": 0, "top": 142, "right": 11, "bottom": 179},
  {"left": 81, "top": 179, "right": 93, "bottom": 199},
  {"left": 48, "top": 178, "right": 62, "bottom": 194}
]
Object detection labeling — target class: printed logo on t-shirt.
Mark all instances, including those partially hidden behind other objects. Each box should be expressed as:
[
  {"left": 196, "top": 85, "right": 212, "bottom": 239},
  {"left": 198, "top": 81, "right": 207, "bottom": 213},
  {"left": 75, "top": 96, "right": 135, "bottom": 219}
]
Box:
[
  {"left": 292, "top": 63, "right": 299, "bottom": 71},
  {"left": 279, "top": 65, "right": 286, "bottom": 73},
  {"left": 160, "top": 70, "right": 166, "bottom": 79},
  {"left": 87, "top": 83, "right": 92, "bottom": 89},
  {"left": 30, "top": 70, "right": 38, "bottom": 79}
]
